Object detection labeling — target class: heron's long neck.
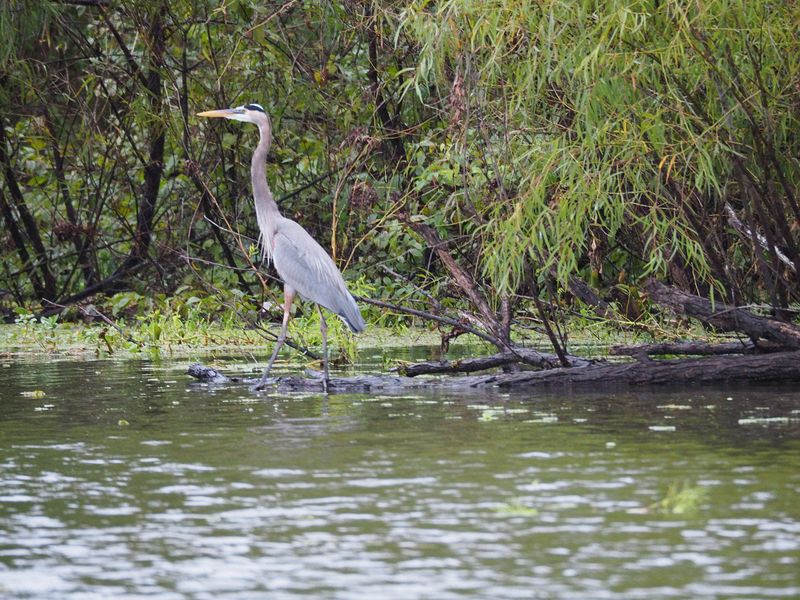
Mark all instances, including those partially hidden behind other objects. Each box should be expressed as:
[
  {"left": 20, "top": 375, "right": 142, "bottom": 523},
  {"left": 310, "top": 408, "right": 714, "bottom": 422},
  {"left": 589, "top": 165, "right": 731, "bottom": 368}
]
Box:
[{"left": 251, "top": 121, "right": 280, "bottom": 259}]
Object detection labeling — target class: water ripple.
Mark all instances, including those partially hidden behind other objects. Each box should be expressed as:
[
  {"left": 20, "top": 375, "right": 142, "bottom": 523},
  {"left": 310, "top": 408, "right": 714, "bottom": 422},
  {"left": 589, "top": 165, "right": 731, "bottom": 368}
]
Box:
[{"left": 0, "top": 360, "right": 798, "bottom": 599}]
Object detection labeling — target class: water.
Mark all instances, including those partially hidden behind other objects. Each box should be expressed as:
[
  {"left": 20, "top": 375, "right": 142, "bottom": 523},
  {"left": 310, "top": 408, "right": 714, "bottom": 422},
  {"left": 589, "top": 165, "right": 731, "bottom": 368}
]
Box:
[{"left": 1, "top": 357, "right": 799, "bottom": 599}]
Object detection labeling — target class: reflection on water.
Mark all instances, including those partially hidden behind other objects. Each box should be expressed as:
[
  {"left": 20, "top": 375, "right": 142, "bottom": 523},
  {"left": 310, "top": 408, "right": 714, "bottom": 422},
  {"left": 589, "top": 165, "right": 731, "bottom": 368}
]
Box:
[{"left": 0, "top": 358, "right": 799, "bottom": 599}]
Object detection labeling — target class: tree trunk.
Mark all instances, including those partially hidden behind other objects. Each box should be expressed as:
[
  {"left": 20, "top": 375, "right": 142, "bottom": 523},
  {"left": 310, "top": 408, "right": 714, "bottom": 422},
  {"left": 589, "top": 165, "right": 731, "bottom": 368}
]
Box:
[
  {"left": 44, "top": 109, "right": 97, "bottom": 290},
  {"left": 0, "top": 121, "right": 57, "bottom": 299},
  {"left": 114, "top": 2, "right": 167, "bottom": 276},
  {"left": 0, "top": 188, "right": 45, "bottom": 298},
  {"left": 646, "top": 279, "right": 800, "bottom": 349}
]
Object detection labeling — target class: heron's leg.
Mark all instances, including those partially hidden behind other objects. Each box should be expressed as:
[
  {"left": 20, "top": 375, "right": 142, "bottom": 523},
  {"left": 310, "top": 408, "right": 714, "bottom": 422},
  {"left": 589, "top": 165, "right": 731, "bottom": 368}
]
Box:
[
  {"left": 318, "top": 305, "right": 329, "bottom": 393},
  {"left": 255, "top": 286, "right": 295, "bottom": 390}
]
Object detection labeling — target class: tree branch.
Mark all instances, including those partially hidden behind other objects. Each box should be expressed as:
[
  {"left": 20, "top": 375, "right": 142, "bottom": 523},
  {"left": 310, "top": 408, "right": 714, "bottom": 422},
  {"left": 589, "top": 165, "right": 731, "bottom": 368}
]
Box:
[
  {"left": 610, "top": 340, "right": 784, "bottom": 357},
  {"left": 646, "top": 279, "right": 800, "bottom": 349},
  {"left": 404, "top": 218, "right": 501, "bottom": 341}
]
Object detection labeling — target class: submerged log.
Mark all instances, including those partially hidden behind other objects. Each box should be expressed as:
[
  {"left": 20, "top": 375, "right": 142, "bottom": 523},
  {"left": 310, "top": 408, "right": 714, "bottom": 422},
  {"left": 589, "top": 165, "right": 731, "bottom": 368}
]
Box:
[
  {"left": 187, "top": 350, "right": 800, "bottom": 393},
  {"left": 187, "top": 364, "right": 233, "bottom": 384}
]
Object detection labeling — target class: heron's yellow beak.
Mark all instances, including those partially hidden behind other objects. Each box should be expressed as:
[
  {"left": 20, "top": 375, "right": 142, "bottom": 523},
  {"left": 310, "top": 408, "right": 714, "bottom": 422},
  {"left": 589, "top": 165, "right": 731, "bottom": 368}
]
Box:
[{"left": 196, "top": 108, "right": 236, "bottom": 118}]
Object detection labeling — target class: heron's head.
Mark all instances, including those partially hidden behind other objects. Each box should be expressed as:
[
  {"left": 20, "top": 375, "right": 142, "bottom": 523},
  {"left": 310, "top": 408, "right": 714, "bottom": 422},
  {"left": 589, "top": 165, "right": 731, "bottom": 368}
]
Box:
[{"left": 197, "top": 103, "right": 269, "bottom": 125}]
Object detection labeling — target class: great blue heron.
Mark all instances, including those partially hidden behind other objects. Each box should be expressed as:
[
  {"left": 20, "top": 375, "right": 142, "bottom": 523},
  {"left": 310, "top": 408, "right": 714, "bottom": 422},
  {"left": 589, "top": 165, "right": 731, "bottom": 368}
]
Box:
[{"left": 197, "top": 103, "right": 366, "bottom": 392}]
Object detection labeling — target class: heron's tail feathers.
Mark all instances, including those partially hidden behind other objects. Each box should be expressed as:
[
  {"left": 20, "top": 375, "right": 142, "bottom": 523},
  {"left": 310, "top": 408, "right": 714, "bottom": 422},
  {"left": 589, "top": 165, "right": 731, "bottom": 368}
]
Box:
[{"left": 337, "top": 293, "right": 367, "bottom": 334}]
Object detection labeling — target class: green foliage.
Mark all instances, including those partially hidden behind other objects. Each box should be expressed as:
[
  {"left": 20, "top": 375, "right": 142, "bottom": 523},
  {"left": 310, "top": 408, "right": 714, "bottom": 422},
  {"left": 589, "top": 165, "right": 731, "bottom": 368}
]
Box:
[
  {"left": 11, "top": 309, "right": 59, "bottom": 352},
  {"left": 0, "top": 1, "right": 56, "bottom": 70},
  {"left": 0, "top": 0, "right": 798, "bottom": 353},
  {"left": 395, "top": 0, "right": 799, "bottom": 302}
]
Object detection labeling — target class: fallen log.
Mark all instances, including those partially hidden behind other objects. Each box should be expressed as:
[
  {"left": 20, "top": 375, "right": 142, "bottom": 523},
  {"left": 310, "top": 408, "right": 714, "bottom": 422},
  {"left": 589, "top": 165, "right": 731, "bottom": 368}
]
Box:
[
  {"left": 645, "top": 280, "right": 800, "bottom": 349},
  {"left": 396, "top": 348, "right": 593, "bottom": 377},
  {"left": 610, "top": 339, "right": 784, "bottom": 357},
  {"left": 187, "top": 350, "right": 800, "bottom": 392},
  {"left": 473, "top": 350, "right": 800, "bottom": 388}
]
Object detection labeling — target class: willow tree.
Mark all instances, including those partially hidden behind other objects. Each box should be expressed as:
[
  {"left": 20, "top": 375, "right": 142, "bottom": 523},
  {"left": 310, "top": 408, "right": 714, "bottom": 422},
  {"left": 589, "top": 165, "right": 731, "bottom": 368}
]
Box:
[
  {"left": 380, "top": 0, "right": 799, "bottom": 338},
  {"left": 2, "top": 0, "right": 797, "bottom": 350}
]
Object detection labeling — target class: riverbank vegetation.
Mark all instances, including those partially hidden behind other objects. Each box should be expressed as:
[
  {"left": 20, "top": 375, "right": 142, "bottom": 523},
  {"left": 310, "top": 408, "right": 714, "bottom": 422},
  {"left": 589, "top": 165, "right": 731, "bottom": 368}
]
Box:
[{"left": 2, "top": 1, "right": 799, "bottom": 379}]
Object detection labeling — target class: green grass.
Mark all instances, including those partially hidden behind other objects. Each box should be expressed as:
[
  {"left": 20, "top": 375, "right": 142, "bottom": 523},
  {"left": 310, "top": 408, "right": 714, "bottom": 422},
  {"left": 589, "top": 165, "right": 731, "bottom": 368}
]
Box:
[
  {"left": 0, "top": 318, "right": 445, "bottom": 360},
  {"left": 0, "top": 292, "right": 728, "bottom": 368}
]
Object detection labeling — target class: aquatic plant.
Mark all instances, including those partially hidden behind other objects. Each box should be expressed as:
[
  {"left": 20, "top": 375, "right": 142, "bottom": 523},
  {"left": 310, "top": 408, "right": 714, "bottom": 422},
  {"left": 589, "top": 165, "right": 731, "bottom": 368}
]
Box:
[
  {"left": 495, "top": 498, "right": 539, "bottom": 517},
  {"left": 651, "top": 481, "right": 708, "bottom": 515}
]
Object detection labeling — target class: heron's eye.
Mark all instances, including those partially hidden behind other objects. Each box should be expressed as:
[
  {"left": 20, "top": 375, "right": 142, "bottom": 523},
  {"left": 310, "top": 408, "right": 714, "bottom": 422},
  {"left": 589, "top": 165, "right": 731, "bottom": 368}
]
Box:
[{"left": 244, "top": 103, "right": 265, "bottom": 113}]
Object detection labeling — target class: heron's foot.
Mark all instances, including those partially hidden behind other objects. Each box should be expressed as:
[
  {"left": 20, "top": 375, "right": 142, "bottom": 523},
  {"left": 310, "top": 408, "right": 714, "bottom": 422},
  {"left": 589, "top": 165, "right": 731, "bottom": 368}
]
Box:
[
  {"left": 249, "top": 377, "right": 276, "bottom": 392},
  {"left": 250, "top": 364, "right": 279, "bottom": 392},
  {"left": 303, "top": 368, "right": 330, "bottom": 393}
]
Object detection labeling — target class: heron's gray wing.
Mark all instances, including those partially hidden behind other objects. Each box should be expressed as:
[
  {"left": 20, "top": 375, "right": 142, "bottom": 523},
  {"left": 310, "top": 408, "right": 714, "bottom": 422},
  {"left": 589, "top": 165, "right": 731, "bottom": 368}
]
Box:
[{"left": 272, "top": 219, "right": 364, "bottom": 331}]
